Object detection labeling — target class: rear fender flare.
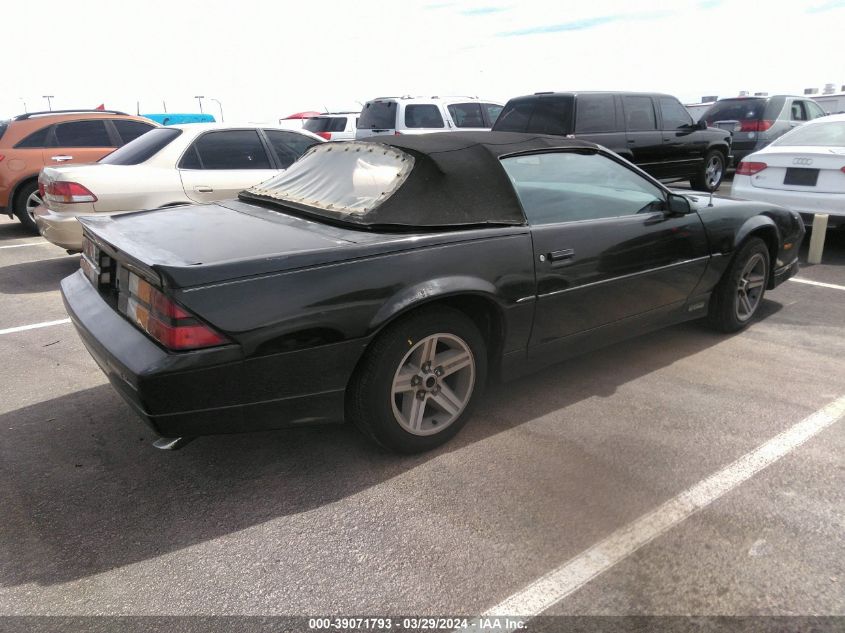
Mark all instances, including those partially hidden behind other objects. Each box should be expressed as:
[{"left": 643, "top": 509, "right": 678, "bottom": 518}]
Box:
[{"left": 368, "top": 276, "right": 499, "bottom": 334}]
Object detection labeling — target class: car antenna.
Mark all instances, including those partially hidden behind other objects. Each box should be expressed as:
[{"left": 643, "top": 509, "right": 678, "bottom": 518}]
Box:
[{"left": 708, "top": 189, "right": 714, "bottom": 207}]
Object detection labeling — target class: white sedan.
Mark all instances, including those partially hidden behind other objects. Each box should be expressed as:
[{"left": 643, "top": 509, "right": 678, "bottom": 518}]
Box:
[
  {"left": 35, "top": 123, "right": 323, "bottom": 251},
  {"left": 731, "top": 113, "right": 845, "bottom": 228}
]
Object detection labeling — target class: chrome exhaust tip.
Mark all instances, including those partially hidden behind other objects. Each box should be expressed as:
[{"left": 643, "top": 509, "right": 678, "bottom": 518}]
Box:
[{"left": 152, "top": 436, "right": 195, "bottom": 451}]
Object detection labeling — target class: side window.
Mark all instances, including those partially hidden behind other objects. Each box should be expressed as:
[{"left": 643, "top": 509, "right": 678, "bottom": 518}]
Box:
[
  {"left": 14, "top": 126, "right": 52, "bottom": 148},
  {"left": 500, "top": 151, "right": 666, "bottom": 225},
  {"left": 658, "top": 97, "right": 693, "bottom": 129},
  {"left": 484, "top": 104, "right": 503, "bottom": 126},
  {"left": 447, "top": 103, "right": 485, "bottom": 128},
  {"left": 404, "top": 105, "right": 445, "bottom": 129},
  {"left": 806, "top": 101, "right": 826, "bottom": 119},
  {"left": 264, "top": 130, "right": 320, "bottom": 169},
  {"left": 113, "top": 120, "right": 155, "bottom": 145},
  {"left": 181, "top": 130, "right": 271, "bottom": 170},
  {"left": 54, "top": 120, "right": 113, "bottom": 147},
  {"left": 790, "top": 101, "right": 807, "bottom": 121},
  {"left": 575, "top": 94, "right": 617, "bottom": 133},
  {"left": 623, "top": 96, "right": 657, "bottom": 131}
]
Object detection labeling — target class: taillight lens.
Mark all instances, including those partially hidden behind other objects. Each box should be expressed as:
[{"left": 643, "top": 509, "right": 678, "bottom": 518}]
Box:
[
  {"left": 736, "top": 161, "right": 768, "bottom": 176},
  {"left": 316, "top": 131, "right": 332, "bottom": 140},
  {"left": 0, "top": 154, "right": 5, "bottom": 162},
  {"left": 123, "top": 273, "right": 230, "bottom": 351},
  {"left": 45, "top": 181, "right": 97, "bottom": 204},
  {"left": 738, "top": 119, "right": 774, "bottom": 132}
]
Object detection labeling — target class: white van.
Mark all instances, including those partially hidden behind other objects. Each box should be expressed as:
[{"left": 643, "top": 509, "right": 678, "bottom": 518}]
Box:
[{"left": 355, "top": 96, "right": 504, "bottom": 138}]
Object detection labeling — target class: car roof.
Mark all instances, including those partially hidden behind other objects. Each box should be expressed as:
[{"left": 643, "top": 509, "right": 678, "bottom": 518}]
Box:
[
  {"left": 508, "top": 91, "right": 677, "bottom": 99},
  {"left": 366, "top": 96, "right": 500, "bottom": 104},
  {"left": 169, "top": 122, "right": 324, "bottom": 142},
  {"left": 248, "top": 131, "right": 600, "bottom": 230},
  {"left": 0, "top": 111, "right": 158, "bottom": 146}
]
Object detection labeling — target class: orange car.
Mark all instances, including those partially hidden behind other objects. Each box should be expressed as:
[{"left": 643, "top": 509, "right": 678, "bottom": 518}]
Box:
[{"left": 0, "top": 110, "right": 158, "bottom": 233}]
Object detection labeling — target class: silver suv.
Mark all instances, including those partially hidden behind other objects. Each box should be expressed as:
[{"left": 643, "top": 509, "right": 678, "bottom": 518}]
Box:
[
  {"left": 701, "top": 95, "right": 827, "bottom": 165},
  {"left": 356, "top": 96, "right": 504, "bottom": 138}
]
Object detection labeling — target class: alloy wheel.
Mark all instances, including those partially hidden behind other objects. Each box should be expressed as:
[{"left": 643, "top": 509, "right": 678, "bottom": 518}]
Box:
[
  {"left": 26, "top": 191, "right": 43, "bottom": 223},
  {"left": 735, "top": 253, "right": 767, "bottom": 322},
  {"left": 705, "top": 155, "right": 723, "bottom": 190},
  {"left": 391, "top": 333, "right": 475, "bottom": 436}
]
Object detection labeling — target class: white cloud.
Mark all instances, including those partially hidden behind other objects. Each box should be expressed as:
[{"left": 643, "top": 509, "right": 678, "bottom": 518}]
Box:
[{"left": 2, "top": 0, "right": 841, "bottom": 121}]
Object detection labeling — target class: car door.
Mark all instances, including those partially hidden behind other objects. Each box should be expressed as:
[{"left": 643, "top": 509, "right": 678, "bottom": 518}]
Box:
[
  {"left": 43, "top": 119, "right": 116, "bottom": 166},
  {"left": 657, "top": 96, "right": 706, "bottom": 177},
  {"left": 178, "top": 129, "right": 278, "bottom": 203},
  {"left": 621, "top": 95, "right": 665, "bottom": 176},
  {"left": 446, "top": 102, "right": 487, "bottom": 131},
  {"left": 499, "top": 150, "right": 709, "bottom": 348},
  {"left": 788, "top": 99, "right": 809, "bottom": 133}
]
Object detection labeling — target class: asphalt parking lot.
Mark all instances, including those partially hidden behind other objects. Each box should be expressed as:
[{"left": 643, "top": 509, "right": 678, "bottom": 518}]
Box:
[{"left": 0, "top": 181, "right": 844, "bottom": 627}]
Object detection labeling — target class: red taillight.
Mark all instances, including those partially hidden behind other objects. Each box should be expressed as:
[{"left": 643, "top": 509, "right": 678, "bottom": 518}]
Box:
[
  {"left": 738, "top": 119, "right": 773, "bottom": 132},
  {"left": 394, "top": 131, "right": 402, "bottom": 136},
  {"left": 0, "top": 154, "right": 5, "bottom": 162},
  {"left": 841, "top": 166, "right": 845, "bottom": 174},
  {"left": 45, "top": 180, "right": 97, "bottom": 204},
  {"left": 38, "top": 181, "right": 46, "bottom": 197},
  {"left": 125, "top": 274, "right": 229, "bottom": 351},
  {"left": 316, "top": 131, "right": 332, "bottom": 140},
  {"left": 736, "top": 161, "right": 768, "bottom": 176}
]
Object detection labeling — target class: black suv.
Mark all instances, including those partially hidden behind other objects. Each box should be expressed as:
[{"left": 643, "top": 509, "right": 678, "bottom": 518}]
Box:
[{"left": 493, "top": 91, "right": 732, "bottom": 191}]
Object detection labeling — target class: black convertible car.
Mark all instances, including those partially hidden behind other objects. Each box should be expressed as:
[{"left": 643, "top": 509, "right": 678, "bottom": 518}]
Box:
[{"left": 61, "top": 132, "right": 804, "bottom": 453}]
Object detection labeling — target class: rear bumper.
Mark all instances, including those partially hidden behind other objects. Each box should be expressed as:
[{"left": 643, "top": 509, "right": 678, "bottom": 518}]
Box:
[
  {"left": 61, "top": 270, "right": 359, "bottom": 439},
  {"left": 34, "top": 206, "right": 87, "bottom": 251},
  {"left": 730, "top": 179, "right": 845, "bottom": 227}
]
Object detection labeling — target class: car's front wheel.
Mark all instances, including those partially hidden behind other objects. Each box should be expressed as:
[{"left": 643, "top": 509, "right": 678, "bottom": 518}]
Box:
[
  {"left": 707, "top": 237, "right": 770, "bottom": 332},
  {"left": 691, "top": 150, "right": 725, "bottom": 192},
  {"left": 347, "top": 306, "right": 487, "bottom": 453},
  {"left": 13, "top": 181, "right": 43, "bottom": 234}
]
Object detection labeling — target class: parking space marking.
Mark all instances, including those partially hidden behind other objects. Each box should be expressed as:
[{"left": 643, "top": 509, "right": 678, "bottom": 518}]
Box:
[
  {"left": 0, "top": 241, "right": 50, "bottom": 250},
  {"left": 474, "top": 395, "right": 845, "bottom": 621},
  {"left": 790, "top": 277, "right": 845, "bottom": 292},
  {"left": 0, "top": 318, "right": 71, "bottom": 335}
]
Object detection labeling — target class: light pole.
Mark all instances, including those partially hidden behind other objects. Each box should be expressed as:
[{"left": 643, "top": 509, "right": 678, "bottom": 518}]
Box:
[
  {"left": 210, "top": 98, "right": 224, "bottom": 122},
  {"left": 20, "top": 98, "right": 27, "bottom": 113},
  {"left": 194, "top": 95, "right": 204, "bottom": 113},
  {"left": 43, "top": 95, "right": 54, "bottom": 111}
]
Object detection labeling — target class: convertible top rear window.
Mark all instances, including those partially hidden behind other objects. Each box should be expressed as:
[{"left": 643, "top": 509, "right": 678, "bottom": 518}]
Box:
[{"left": 247, "top": 142, "right": 414, "bottom": 218}]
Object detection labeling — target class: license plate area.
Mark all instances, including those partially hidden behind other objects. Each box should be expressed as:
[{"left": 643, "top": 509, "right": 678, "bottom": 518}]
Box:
[{"left": 784, "top": 168, "right": 819, "bottom": 187}]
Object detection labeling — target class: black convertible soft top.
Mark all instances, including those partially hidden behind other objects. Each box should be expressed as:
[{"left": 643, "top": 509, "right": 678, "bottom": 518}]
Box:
[{"left": 242, "top": 131, "right": 600, "bottom": 229}]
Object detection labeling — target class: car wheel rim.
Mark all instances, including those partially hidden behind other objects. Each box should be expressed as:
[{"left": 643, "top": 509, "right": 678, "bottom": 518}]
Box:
[
  {"left": 735, "top": 253, "right": 767, "bottom": 322},
  {"left": 705, "top": 156, "right": 722, "bottom": 189},
  {"left": 26, "top": 191, "right": 43, "bottom": 223},
  {"left": 391, "top": 333, "right": 475, "bottom": 436}
]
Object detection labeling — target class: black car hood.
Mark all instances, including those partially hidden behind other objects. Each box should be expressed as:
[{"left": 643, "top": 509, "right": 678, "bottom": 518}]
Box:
[{"left": 80, "top": 200, "right": 520, "bottom": 288}]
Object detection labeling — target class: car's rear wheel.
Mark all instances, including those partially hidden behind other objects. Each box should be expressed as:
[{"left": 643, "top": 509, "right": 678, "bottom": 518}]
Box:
[
  {"left": 347, "top": 306, "right": 487, "bottom": 453},
  {"left": 707, "top": 237, "right": 770, "bottom": 333},
  {"left": 691, "top": 150, "right": 725, "bottom": 192},
  {"left": 13, "top": 181, "right": 42, "bottom": 234}
]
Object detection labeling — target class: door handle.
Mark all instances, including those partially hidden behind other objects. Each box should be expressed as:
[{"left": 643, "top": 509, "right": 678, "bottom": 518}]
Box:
[
  {"left": 194, "top": 186, "right": 213, "bottom": 193},
  {"left": 548, "top": 248, "right": 575, "bottom": 262},
  {"left": 627, "top": 139, "right": 636, "bottom": 144},
  {"left": 51, "top": 155, "right": 73, "bottom": 162}
]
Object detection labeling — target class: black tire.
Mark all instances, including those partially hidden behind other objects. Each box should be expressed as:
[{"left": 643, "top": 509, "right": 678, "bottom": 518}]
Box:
[
  {"left": 691, "top": 149, "right": 725, "bottom": 192},
  {"left": 12, "top": 180, "right": 41, "bottom": 234},
  {"left": 347, "top": 306, "right": 487, "bottom": 453},
  {"left": 706, "top": 237, "right": 770, "bottom": 333}
]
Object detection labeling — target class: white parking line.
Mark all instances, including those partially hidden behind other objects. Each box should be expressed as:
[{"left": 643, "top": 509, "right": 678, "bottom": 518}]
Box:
[
  {"left": 0, "top": 318, "right": 71, "bottom": 335},
  {"left": 790, "top": 277, "right": 845, "bottom": 292},
  {"left": 0, "top": 241, "right": 49, "bottom": 250},
  {"left": 473, "top": 395, "right": 845, "bottom": 622}
]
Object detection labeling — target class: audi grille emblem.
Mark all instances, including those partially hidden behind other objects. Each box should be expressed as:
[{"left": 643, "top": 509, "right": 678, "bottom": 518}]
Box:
[{"left": 792, "top": 157, "right": 814, "bottom": 166}]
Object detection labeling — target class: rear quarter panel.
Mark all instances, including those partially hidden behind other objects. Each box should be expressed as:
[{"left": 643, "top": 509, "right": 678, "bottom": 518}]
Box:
[{"left": 173, "top": 230, "right": 537, "bottom": 359}]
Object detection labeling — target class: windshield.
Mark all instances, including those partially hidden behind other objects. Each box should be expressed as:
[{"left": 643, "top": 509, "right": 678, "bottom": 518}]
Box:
[
  {"left": 773, "top": 120, "right": 845, "bottom": 147},
  {"left": 99, "top": 128, "right": 181, "bottom": 165},
  {"left": 704, "top": 98, "right": 765, "bottom": 123},
  {"left": 493, "top": 96, "right": 575, "bottom": 135},
  {"left": 357, "top": 101, "right": 397, "bottom": 130},
  {"left": 246, "top": 142, "right": 414, "bottom": 220}
]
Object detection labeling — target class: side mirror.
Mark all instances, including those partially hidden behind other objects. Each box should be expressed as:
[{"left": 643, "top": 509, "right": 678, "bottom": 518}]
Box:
[
  {"left": 696, "top": 119, "right": 708, "bottom": 130},
  {"left": 667, "top": 193, "right": 692, "bottom": 215}
]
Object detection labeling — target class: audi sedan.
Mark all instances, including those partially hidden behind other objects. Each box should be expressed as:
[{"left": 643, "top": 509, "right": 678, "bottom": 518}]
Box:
[
  {"left": 731, "top": 113, "right": 845, "bottom": 228},
  {"left": 61, "top": 132, "right": 804, "bottom": 454}
]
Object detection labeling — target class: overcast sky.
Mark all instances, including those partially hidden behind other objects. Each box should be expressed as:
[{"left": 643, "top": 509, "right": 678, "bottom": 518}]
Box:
[{"left": 3, "top": 0, "right": 843, "bottom": 121}]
